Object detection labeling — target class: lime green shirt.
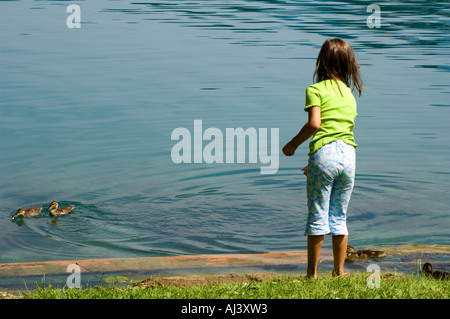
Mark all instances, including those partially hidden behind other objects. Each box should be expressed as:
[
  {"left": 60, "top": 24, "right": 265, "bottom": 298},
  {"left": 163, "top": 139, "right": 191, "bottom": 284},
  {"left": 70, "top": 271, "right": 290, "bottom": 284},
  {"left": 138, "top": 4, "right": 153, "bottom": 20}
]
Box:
[{"left": 305, "top": 79, "right": 357, "bottom": 155}]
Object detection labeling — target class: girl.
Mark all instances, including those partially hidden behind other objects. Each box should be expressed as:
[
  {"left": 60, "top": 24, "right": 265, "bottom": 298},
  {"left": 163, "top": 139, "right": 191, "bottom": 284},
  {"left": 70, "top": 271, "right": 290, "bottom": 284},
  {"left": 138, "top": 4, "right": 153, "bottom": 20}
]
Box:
[{"left": 282, "top": 38, "right": 363, "bottom": 278}]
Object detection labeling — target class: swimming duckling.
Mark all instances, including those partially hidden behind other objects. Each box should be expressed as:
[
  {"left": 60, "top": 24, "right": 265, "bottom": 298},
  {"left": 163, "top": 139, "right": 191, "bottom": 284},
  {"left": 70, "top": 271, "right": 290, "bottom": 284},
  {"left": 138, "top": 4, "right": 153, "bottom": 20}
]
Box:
[
  {"left": 47, "top": 201, "right": 75, "bottom": 216},
  {"left": 346, "top": 245, "right": 386, "bottom": 262},
  {"left": 422, "top": 262, "right": 449, "bottom": 280},
  {"left": 11, "top": 206, "right": 42, "bottom": 220}
]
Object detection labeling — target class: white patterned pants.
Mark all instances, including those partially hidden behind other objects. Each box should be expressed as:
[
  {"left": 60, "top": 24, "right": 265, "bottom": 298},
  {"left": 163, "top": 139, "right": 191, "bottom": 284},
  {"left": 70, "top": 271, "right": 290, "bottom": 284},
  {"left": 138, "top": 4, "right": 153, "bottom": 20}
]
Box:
[{"left": 304, "top": 139, "right": 356, "bottom": 236}]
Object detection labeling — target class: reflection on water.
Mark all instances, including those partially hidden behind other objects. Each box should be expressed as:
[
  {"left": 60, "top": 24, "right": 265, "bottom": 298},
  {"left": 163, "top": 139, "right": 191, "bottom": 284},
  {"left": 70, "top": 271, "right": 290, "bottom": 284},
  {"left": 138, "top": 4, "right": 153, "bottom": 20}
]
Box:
[{"left": 0, "top": 0, "right": 449, "bottom": 264}]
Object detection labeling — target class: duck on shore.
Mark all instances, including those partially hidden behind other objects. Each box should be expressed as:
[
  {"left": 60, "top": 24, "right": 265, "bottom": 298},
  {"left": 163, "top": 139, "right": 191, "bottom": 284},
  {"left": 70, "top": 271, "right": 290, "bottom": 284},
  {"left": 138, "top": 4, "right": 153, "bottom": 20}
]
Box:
[
  {"left": 346, "top": 245, "right": 386, "bottom": 262},
  {"left": 47, "top": 201, "right": 75, "bottom": 216},
  {"left": 422, "top": 262, "right": 449, "bottom": 280},
  {"left": 11, "top": 206, "right": 42, "bottom": 220}
]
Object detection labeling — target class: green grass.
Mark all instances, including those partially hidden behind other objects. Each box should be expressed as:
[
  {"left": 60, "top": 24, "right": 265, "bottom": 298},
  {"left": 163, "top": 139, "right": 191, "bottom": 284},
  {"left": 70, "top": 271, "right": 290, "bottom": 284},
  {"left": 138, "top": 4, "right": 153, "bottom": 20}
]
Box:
[{"left": 12, "top": 273, "right": 450, "bottom": 299}]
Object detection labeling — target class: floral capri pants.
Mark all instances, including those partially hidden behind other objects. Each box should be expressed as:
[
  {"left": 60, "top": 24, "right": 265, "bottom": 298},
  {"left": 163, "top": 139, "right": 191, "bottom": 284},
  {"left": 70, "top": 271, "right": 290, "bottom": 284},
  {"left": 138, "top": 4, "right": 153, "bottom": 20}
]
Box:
[{"left": 304, "top": 139, "right": 356, "bottom": 236}]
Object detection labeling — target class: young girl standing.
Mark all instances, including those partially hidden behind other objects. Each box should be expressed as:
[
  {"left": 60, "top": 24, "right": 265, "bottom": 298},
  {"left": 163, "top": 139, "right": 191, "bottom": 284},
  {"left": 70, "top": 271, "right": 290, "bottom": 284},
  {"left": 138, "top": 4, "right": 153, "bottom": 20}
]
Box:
[{"left": 283, "top": 38, "right": 363, "bottom": 278}]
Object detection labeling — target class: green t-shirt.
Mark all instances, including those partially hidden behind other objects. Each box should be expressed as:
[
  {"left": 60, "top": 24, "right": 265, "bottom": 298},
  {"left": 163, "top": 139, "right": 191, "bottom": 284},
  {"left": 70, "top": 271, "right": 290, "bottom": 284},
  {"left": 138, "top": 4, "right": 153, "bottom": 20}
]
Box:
[{"left": 305, "top": 79, "right": 357, "bottom": 155}]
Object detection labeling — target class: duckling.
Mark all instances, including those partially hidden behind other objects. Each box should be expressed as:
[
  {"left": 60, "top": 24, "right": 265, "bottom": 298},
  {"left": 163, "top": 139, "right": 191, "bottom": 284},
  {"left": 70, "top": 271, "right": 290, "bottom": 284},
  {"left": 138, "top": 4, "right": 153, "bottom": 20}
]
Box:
[
  {"left": 11, "top": 206, "right": 42, "bottom": 220},
  {"left": 345, "top": 245, "right": 386, "bottom": 262},
  {"left": 347, "top": 245, "right": 357, "bottom": 255},
  {"left": 346, "top": 245, "right": 358, "bottom": 262},
  {"left": 422, "top": 262, "right": 449, "bottom": 280},
  {"left": 47, "top": 201, "right": 75, "bottom": 216}
]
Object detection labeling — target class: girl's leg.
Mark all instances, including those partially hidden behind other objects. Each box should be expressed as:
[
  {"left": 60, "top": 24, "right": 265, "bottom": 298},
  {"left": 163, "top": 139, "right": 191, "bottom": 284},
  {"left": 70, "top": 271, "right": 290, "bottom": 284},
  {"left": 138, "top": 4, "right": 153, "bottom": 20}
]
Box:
[
  {"left": 332, "top": 235, "right": 348, "bottom": 276},
  {"left": 307, "top": 235, "right": 324, "bottom": 278},
  {"left": 328, "top": 141, "right": 355, "bottom": 276},
  {"left": 328, "top": 175, "right": 352, "bottom": 277}
]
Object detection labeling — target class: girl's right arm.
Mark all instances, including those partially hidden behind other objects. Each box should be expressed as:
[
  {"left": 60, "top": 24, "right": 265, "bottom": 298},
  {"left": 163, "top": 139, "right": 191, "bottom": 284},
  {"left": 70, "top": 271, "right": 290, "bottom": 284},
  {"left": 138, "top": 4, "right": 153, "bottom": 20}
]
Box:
[{"left": 282, "top": 106, "right": 321, "bottom": 156}]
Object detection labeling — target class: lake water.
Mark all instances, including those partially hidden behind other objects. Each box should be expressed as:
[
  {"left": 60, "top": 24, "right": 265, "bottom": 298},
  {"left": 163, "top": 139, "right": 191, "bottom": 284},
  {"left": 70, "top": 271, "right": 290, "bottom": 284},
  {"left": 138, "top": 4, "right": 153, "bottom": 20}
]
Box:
[{"left": 0, "top": 0, "right": 449, "bottom": 264}]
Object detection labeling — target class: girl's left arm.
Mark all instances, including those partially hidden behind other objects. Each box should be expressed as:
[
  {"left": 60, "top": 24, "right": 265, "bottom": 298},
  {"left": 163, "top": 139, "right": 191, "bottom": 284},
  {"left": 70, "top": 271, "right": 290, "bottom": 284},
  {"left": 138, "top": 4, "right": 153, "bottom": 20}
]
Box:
[{"left": 282, "top": 106, "right": 321, "bottom": 156}]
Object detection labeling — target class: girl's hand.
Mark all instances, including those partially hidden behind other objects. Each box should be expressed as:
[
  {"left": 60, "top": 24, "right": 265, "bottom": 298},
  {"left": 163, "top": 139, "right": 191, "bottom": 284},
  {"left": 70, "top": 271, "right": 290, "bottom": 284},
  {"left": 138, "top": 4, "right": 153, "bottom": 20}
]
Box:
[
  {"left": 282, "top": 141, "right": 296, "bottom": 156},
  {"left": 301, "top": 166, "right": 308, "bottom": 176}
]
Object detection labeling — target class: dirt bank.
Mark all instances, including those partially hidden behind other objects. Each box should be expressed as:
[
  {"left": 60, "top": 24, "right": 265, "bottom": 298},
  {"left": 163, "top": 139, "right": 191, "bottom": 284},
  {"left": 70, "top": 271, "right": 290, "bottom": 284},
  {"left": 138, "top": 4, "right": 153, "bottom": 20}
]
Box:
[{"left": 137, "top": 272, "right": 275, "bottom": 288}]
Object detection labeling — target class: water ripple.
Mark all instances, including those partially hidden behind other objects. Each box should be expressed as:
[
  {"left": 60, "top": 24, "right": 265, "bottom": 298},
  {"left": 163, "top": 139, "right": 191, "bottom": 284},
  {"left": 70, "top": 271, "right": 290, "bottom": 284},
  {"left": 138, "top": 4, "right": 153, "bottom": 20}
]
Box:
[{"left": 116, "top": 0, "right": 450, "bottom": 53}]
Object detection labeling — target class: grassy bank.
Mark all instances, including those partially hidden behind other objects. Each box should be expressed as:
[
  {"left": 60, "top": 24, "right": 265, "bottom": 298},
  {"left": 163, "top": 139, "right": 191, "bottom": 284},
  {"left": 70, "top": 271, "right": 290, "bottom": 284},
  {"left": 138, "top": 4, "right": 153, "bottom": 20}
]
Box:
[{"left": 10, "top": 272, "right": 450, "bottom": 299}]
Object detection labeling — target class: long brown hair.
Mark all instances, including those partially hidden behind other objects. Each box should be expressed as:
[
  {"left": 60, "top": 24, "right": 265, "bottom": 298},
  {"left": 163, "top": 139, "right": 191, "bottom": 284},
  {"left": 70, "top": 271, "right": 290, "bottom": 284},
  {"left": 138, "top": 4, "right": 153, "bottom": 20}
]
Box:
[{"left": 314, "top": 38, "right": 363, "bottom": 96}]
